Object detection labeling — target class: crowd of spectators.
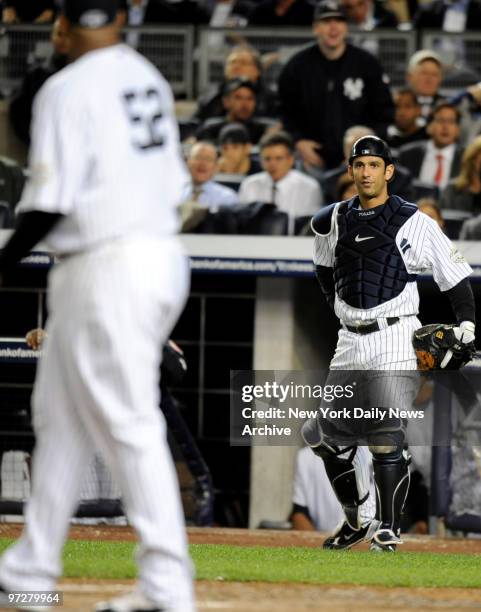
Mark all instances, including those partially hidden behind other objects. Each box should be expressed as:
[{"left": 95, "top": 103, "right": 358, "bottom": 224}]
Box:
[
  {"left": 1, "top": 0, "right": 480, "bottom": 536},
  {"left": 3, "top": 0, "right": 481, "bottom": 241}
]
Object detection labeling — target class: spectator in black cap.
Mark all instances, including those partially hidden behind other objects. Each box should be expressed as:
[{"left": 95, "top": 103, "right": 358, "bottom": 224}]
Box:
[
  {"left": 217, "top": 123, "right": 262, "bottom": 176},
  {"left": 196, "top": 78, "right": 277, "bottom": 144},
  {"left": 278, "top": 0, "right": 394, "bottom": 172}
]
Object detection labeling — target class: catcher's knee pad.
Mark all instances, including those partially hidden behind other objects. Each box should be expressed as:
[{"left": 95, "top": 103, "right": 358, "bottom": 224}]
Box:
[
  {"left": 313, "top": 444, "right": 369, "bottom": 530},
  {"left": 369, "top": 445, "right": 397, "bottom": 455},
  {"left": 367, "top": 429, "right": 405, "bottom": 452},
  {"left": 371, "top": 448, "right": 410, "bottom": 535}
]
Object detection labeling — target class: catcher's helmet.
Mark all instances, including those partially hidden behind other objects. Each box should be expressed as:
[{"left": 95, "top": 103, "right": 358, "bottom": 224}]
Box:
[{"left": 349, "top": 136, "right": 393, "bottom": 166}]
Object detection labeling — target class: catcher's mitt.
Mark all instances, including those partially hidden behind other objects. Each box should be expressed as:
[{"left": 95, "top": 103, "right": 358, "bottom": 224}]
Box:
[{"left": 412, "top": 323, "right": 476, "bottom": 370}]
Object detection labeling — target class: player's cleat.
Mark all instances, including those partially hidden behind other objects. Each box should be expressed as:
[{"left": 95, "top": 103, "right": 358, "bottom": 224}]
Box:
[
  {"left": 95, "top": 590, "right": 164, "bottom": 612},
  {"left": 323, "top": 520, "right": 379, "bottom": 550},
  {"left": 369, "top": 528, "right": 403, "bottom": 552}
]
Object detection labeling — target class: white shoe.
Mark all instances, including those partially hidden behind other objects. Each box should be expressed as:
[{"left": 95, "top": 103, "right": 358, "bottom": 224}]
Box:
[
  {"left": 370, "top": 527, "right": 403, "bottom": 552},
  {"left": 95, "top": 590, "right": 163, "bottom": 612}
]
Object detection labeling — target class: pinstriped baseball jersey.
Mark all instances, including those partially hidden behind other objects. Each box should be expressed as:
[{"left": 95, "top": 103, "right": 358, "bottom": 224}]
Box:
[
  {"left": 0, "top": 42, "right": 195, "bottom": 610},
  {"left": 313, "top": 201, "right": 472, "bottom": 325},
  {"left": 18, "top": 43, "right": 187, "bottom": 254}
]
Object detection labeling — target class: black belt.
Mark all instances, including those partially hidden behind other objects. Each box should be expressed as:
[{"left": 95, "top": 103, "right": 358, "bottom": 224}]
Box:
[{"left": 345, "top": 317, "right": 399, "bottom": 335}]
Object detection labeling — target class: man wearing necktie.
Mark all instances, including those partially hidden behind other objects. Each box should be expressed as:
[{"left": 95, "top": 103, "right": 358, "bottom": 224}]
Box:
[
  {"left": 398, "top": 102, "right": 463, "bottom": 191},
  {"left": 180, "top": 142, "right": 239, "bottom": 231},
  {"left": 239, "top": 131, "right": 323, "bottom": 234}
]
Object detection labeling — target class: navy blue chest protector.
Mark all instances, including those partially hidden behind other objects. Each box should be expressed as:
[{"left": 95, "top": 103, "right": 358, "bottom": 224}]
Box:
[{"left": 334, "top": 196, "right": 418, "bottom": 309}]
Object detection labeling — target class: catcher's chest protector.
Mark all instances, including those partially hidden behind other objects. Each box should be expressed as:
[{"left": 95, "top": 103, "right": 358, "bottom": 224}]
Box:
[{"left": 333, "top": 196, "right": 418, "bottom": 309}]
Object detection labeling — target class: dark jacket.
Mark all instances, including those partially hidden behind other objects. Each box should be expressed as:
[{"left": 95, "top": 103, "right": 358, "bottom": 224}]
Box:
[
  {"left": 397, "top": 141, "right": 463, "bottom": 182},
  {"left": 5, "top": 0, "right": 55, "bottom": 21},
  {"left": 372, "top": 0, "right": 399, "bottom": 26},
  {"left": 0, "top": 159, "right": 26, "bottom": 227},
  {"left": 414, "top": 0, "right": 481, "bottom": 29},
  {"left": 278, "top": 43, "right": 394, "bottom": 169},
  {"left": 195, "top": 116, "right": 276, "bottom": 145},
  {"left": 386, "top": 127, "right": 428, "bottom": 151},
  {"left": 9, "top": 53, "right": 68, "bottom": 145},
  {"left": 248, "top": 0, "right": 314, "bottom": 25},
  {"left": 439, "top": 182, "right": 481, "bottom": 215},
  {"left": 193, "top": 80, "right": 279, "bottom": 122},
  {"left": 143, "top": 0, "right": 210, "bottom": 24}
]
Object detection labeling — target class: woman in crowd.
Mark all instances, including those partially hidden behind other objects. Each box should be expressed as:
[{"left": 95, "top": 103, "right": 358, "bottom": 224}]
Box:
[{"left": 439, "top": 135, "right": 481, "bottom": 215}]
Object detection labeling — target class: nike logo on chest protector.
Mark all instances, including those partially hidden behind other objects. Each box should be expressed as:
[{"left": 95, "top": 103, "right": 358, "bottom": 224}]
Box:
[{"left": 333, "top": 197, "right": 418, "bottom": 309}]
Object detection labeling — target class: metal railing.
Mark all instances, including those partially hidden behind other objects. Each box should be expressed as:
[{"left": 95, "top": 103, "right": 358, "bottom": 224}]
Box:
[
  {"left": 198, "top": 26, "right": 417, "bottom": 94},
  {"left": 121, "top": 25, "right": 194, "bottom": 98},
  {"left": 0, "top": 24, "right": 480, "bottom": 100},
  {"left": 0, "top": 24, "right": 195, "bottom": 98},
  {"left": 420, "top": 30, "right": 481, "bottom": 91}
]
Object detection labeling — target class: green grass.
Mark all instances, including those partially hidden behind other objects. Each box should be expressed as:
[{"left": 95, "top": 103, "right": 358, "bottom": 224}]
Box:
[{"left": 0, "top": 539, "right": 480, "bottom": 588}]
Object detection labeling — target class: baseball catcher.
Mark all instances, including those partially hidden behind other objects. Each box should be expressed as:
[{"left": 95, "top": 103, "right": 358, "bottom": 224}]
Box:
[
  {"left": 303, "top": 134, "right": 476, "bottom": 553},
  {"left": 413, "top": 322, "right": 476, "bottom": 370}
]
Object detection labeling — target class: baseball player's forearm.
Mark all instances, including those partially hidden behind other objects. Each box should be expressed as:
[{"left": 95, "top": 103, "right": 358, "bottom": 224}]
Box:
[
  {"left": 445, "top": 278, "right": 476, "bottom": 324},
  {"left": 315, "top": 264, "right": 335, "bottom": 310},
  {"left": 0, "top": 211, "right": 64, "bottom": 270}
]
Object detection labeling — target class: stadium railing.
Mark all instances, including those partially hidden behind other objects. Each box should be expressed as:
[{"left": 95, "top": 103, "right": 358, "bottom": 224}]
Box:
[
  {"left": 420, "top": 30, "right": 481, "bottom": 91},
  {"left": 0, "top": 24, "right": 195, "bottom": 99},
  {"left": 197, "top": 26, "right": 417, "bottom": 94}
]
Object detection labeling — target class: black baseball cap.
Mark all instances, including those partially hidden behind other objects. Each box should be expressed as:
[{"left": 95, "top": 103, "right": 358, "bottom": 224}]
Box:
[
  {"left": 349, "top": 136, "right": 394, "bottom": 165},
  {"left": 313, "top": 0, "right": 347, "bottom": 21},
  {"left": 223, "top": 78, "right": 258, "bottom": 96},
  {"left": 219, "top": 123, "right": 251, "bottom": 145},
  {"left": 62, "top": 0, "right": 119, "bottom": 28}
]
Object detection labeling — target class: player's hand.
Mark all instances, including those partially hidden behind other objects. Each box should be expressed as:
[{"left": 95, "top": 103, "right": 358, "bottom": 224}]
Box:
[
  {"left": 25, "top": 328, "right": 47, "bottom": 350},
  {"left": 296, "top": 140, "right": 324, "bottom": 169},
  {"left": 453, "top": 320, "right": 476, "bottom": 345}
]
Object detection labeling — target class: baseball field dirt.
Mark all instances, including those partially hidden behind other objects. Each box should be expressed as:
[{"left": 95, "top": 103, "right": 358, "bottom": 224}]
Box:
[{"left": 1, "top": 525, "right": 480, "bottom": 611}]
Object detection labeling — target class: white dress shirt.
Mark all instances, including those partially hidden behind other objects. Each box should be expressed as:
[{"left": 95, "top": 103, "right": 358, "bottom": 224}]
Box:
[
  {"left": 182, "top": 179, "right": 239, "bottom": 209},
  {"left": 238, "top": 169, "right": 323, "bottom": 234},
  {"left": 419, "top": 141, "right": 456, "bottom": 189}
]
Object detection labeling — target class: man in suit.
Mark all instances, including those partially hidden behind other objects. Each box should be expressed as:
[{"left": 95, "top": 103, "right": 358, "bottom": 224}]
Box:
[{"left": 398, "top": 102, "right": 463, "bottom": 190}]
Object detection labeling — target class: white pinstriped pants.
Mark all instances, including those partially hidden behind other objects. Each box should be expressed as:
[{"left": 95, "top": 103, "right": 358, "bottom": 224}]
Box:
[
  {"left": 0, "top": 237, "right": 195, "bottom": 611},
  {"left": 329, "top": 316, "right": 421, "bottom": 526}
]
